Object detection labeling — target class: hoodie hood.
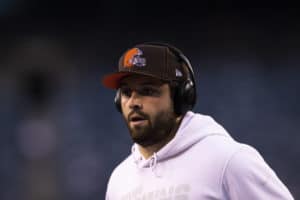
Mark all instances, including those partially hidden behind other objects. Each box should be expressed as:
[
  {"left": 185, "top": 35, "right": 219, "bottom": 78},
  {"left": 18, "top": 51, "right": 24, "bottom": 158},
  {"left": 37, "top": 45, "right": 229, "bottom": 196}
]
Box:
[{"left": 131, "top": 111, "right": 232, "bottom": 170}]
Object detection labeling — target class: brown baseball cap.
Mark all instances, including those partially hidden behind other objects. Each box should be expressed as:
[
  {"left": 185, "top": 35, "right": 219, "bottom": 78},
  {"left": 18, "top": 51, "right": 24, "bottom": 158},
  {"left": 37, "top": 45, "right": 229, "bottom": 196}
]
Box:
[{"left": 102, "top": 43, "right": 187, "bottom": 89}]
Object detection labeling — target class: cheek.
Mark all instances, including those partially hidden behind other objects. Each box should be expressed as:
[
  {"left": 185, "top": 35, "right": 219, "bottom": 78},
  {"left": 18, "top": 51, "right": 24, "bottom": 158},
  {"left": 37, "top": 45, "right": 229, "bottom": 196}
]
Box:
[
  {"left": 147, "top": 97, "right": 174, "bottom": 116},
  {"left": 120, "top": 98, "right": 130, "bottom": 115},
  {"left": 160, "top": 94, "right": 174, "bottom": 110}
]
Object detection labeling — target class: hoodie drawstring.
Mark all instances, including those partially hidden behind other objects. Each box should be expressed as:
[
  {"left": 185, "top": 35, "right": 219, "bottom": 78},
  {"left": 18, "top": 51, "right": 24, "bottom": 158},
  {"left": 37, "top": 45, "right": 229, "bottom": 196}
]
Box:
[
  {"left": 149, "top": 153, "right": 162, "bottom": 177},
  {"left": 149, "top": 153, "right": 157, "bottom": 170},
  {"left": 132, "top": 145, "right": 143, "bottom": 165},
  {"left": 132, "top": 145, "right": 162, "bottom": 177}
]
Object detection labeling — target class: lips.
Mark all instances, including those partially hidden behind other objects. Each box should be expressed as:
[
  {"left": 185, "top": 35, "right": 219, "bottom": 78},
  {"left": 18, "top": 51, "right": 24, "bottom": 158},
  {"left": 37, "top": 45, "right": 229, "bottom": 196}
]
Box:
[
  {"left": 128, "top": 112, "right": 148, "bottom": 126},
  {"left": 130, "top": 115, "right": 146, "bottom": 122}
]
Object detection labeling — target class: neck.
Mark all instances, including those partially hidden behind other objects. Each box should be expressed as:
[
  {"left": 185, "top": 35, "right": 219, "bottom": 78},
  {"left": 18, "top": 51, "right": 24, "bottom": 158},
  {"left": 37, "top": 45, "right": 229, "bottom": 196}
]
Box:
[{"left": 138, "top": 116, "right": 183, "bottom": 159}]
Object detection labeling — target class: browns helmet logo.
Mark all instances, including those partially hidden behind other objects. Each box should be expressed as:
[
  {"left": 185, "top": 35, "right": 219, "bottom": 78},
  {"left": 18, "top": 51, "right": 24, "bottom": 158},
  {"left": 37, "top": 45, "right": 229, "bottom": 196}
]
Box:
[{"left": 123, "top": 48, "right": 146, "bottom": 68}]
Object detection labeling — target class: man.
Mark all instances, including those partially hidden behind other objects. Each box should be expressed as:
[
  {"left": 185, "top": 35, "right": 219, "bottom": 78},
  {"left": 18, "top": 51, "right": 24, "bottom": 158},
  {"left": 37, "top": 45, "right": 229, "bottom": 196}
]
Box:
[{"left": 102, "top": 42, "right": 294, "bottom": 199}]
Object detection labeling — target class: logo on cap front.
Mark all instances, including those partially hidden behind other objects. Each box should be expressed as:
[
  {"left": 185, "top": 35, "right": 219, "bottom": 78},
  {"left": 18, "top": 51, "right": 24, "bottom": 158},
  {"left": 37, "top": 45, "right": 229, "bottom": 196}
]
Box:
[{"left": 123, "top": 48, "right": 146, "bottom": 68}]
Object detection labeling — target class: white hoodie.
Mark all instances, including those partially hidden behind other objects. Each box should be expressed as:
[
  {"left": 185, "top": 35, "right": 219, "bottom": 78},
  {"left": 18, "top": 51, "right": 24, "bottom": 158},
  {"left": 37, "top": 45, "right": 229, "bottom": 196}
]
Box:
[{"left": 106, "top": 111, "right": 294, "bottom": 200}]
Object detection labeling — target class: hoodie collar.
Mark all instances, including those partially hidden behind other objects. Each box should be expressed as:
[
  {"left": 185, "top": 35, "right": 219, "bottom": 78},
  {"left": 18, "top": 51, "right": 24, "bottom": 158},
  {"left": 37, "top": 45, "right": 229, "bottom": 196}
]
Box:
[{"left": 131, "top": 111, "right": 231, "bottom": 170}]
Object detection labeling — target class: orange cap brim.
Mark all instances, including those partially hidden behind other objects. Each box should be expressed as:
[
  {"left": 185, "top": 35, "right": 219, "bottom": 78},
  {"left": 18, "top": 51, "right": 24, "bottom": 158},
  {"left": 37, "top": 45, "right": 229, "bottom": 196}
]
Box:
[{"left": 101, "top": 72, "right": 132, "bottom": 89}]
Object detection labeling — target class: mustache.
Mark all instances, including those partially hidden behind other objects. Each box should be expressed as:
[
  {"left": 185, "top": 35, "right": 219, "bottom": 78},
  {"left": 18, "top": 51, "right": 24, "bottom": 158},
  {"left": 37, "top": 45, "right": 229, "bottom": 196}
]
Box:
[{"left": 128, "top": 110, "right": 149, "bottom": 121}]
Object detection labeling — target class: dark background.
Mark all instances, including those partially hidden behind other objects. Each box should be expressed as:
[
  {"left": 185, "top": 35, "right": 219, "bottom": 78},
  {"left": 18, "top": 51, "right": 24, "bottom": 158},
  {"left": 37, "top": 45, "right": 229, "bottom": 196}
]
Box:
[{"left": 0, "top": 0, "right": 299, "bottom": 199}]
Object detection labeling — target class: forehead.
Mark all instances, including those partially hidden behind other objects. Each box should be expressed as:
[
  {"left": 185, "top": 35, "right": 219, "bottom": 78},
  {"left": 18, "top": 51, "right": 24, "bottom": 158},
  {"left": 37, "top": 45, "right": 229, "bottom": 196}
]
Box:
[{"left": 119, "top": 74, "right": 166, "bottom": 86}]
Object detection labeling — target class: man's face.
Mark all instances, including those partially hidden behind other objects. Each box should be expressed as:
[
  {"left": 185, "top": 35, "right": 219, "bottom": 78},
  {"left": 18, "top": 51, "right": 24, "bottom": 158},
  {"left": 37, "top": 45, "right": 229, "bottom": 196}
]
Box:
[{"left": 119, "top": 75, "right": 177, "bottom": 147}]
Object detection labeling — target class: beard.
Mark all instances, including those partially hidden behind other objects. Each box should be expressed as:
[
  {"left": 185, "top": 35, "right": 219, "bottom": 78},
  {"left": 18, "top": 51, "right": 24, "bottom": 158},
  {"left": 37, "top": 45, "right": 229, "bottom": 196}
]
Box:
[{"left": 125, "top": 108, "right": 177, "bottom": 147}]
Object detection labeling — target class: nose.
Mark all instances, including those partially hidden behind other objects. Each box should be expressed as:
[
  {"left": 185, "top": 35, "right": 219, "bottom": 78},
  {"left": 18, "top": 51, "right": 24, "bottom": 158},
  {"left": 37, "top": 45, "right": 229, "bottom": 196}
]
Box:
[{"left": 128, "top": 91, "right": 142, "bottom": 110}]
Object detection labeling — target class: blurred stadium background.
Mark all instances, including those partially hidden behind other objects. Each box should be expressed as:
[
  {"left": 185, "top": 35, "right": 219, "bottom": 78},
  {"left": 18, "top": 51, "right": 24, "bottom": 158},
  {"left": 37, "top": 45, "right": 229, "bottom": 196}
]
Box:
[{"left": 0, "top": 0, "right": 299, "bottom": 199}]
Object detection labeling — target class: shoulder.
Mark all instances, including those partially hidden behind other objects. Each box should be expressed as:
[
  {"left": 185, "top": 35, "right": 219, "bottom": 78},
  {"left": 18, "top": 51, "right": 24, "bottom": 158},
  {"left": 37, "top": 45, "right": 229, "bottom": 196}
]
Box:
[
  {"left": 223, "top": 144, "right": 276, "bottom": 183},
  {"left": 191, "top": 134, "right": 242, "bottom": 161},
  {"left": 106, "top": 155, "right": 134, "bottom": 198},
  {"left": 225, "top": 144, "right": 266, "bottom": 171},
  {"left": 108, "top": 154, "right": 134, "bottom": 182},
  {"left": 222, "top": 144, "right": 294, "bottom": 199}
]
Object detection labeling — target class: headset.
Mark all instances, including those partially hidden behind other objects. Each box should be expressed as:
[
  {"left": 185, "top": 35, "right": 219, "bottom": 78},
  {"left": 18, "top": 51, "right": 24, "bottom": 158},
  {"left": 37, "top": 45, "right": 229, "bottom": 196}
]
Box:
[{"left": 114, "top": 42, "right": 197, "bottom": 115}]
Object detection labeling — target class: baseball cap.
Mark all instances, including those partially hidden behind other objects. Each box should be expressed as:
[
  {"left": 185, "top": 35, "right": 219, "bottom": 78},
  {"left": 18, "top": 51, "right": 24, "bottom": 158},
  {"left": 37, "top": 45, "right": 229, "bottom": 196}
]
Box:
[{"left": 102, "top": 43, "right": 187, "bottom": 89}]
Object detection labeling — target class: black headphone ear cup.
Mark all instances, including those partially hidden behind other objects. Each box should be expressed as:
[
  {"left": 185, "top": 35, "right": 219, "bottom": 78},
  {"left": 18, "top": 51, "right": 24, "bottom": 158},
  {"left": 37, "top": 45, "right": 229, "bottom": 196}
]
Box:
[
  {"left": 173, "top": 80, "right": 196, "bottom": 115},
  {"left": 114, "top": 89, "right": 122, "bottom": 113},
  {"left": 183, "top": 80, "right": 196, "bottom": 109}
]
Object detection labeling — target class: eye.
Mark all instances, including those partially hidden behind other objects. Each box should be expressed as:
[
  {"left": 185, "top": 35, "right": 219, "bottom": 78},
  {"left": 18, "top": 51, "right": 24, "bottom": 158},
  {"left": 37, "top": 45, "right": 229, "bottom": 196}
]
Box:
[
  {"left": 120, "top": 87, "right": 132, "bottom": 97},
  {"left": 139, "top": 86, "right": 159, "bottom": 96}
]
